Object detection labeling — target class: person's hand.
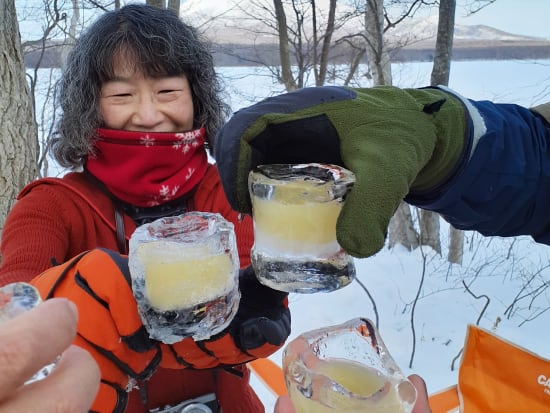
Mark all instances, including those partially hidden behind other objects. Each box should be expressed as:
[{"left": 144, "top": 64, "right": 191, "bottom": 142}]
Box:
[
  {"left": 273, "top": 374, "right": 432, "bottom": 413},
  {"left": 0, "top": 298, "right": 100, "bottom": 412},
  {"left": 214, "top": 86, "right": 468, "bottom": 258},
  {"left": 409, "top": 374, "right": 433, "bottom": 413},
  {"left": 31, "top": 248, "right": 162, "bottom": 413},
  {"left": 161, "top": 265, "right": 291, "bottom": 368}
]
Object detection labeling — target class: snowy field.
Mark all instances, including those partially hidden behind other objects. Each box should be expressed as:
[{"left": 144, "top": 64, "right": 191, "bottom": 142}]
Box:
[{"left": 250, "top": 231, "right": 550, "bottom": 410}]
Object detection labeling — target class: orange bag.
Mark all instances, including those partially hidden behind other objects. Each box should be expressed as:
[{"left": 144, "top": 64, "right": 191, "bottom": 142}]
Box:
[
  {"left": 428, "top": 385, "right": 459, "bottom": 413},
  {"left": 457, "top": 324, "right": 550, "bottom": 413}
]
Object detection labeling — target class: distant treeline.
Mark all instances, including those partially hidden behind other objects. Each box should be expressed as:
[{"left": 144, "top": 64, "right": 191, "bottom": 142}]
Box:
[
  {"left": 394, "top": 41, "right": 550, "bottom": 63},
  {"left": 24, "top": 40, "right": 550, "bottom": 69}
]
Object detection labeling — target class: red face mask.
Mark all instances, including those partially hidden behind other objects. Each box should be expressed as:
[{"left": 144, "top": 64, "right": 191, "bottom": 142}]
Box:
[{"left": 86, "top": 128, "right": 208, "bottom": 207}]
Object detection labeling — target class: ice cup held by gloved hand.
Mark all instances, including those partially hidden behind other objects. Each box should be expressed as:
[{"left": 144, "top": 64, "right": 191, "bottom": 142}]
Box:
[
  {"left": 248, "top": 163, "right": 356, "bottom": 294},
  {"left": 129, "top": 212, "right": 241, "bottom": 344}
]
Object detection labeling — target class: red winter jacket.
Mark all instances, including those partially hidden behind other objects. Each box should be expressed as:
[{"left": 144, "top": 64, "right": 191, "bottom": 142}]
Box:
[{"left": 0, "top": 164, "right": 263, "bottom": 413}]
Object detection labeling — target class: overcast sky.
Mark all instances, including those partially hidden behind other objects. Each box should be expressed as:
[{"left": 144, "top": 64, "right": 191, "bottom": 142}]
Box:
[
  {"left": 17, "top": 0, "right": 550, "bottom": 42},
  {"left": 178, "top": 0, "right": 550, "bottom": 40},
  {"left": 453, "top": 0, "right": 549, "bottom": 39}
]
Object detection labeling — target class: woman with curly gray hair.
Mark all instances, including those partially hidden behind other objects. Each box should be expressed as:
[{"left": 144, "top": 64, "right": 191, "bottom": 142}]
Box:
[
  {"left": 0, "top": 4, "right": 291, "bottom": 413},
  {"left": 52, "top": 3, "right": 228, "bottom": 168}
]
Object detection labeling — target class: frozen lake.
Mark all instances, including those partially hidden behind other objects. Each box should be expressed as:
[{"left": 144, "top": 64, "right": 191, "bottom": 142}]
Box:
[{"left": 219, "top": 58, "right": 550, "bottom": 111}]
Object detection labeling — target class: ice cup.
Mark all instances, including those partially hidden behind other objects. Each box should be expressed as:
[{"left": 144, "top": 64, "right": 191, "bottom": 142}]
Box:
[
  {"left": 0, "top": 282, "right": 59, "bottom": 383},
  {"left": 248, "top": 163, "right": 356, "bottom": 293},
  {"left": 282, "top": 318, "right": 417, "bottom": 413},
  {"left": 128, "top": 212, "right": 240, "bottom": 344}
]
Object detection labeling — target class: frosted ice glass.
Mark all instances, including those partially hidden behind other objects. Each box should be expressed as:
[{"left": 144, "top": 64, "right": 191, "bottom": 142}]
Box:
[
  {"left": 249, "top": 163, "right": 356, "bottom": 293},
  {"left": 129, "top": 212, "right": 240, "bottom": 343}
]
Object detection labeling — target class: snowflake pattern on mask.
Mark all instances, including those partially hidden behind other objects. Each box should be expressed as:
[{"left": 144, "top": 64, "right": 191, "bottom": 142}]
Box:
[
  {"left": 173, "top": 130, "right": 203, "bottom": 153},
  {"left": 154, "top": 184, "right": 182, "bottom": 205},
  {"left": 147, "top": 131, "right": 204, "bottom": 205},
  {"left": 141, "top": 135, "right": 155, "bottom": 147},
  {"left": 146, "top": 131, "right": 204, "bottom": 206}
]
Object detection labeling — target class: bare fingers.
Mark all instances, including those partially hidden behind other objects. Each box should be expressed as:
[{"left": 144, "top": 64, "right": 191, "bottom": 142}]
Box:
[
  {"left": 409, "top": 374, "right": 433, "bottom": 413},
  {"left": 1, "top": 345, "right": 100, "bottom": 412},
  {"left": 0, "top": 298, "right": 100, "bottom": 412}
]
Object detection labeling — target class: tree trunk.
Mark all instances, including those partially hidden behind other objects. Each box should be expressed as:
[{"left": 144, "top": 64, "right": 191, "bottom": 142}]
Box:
[
  {"left": 364, "top": 0, "right": 392, "bottom": 85},
  {"left": 419, "top": 209, "right": 441, "bottom": 254},
  {"left": 273, "top": 0, "right": 297, "bottom": 91},
  {"left": 316, "top": 0, "right": 336, "bottom": 86},
  {"left": 448, "top": 226, "right": 463, "bottom": 264},
  {"left": 146, "top": 0, "right": 180, "bottom": 13},
  {"left": 388, "top": 202, "right": 419, "bottom": 251},
  {"left": 168, "top": 0, "right": 180, "bottom": 14},
  {"left": 431, "top": 0, "right": 456, "bottom": 86},
  {"left": 0, "top": 0, "right": 38, "bottom": 238},
  {"left": 430, "top": 0, "right": 463, "bottom": 263},
  {"left": 146, "top": 0, "right": 164, "bottom": 8}
]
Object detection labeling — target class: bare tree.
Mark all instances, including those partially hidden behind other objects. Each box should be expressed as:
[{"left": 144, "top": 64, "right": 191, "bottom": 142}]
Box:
[
  {"left": 428, "top": 0, "right": 463, "bottom": 263},
  {"left": 312, "top": 0, "right": 337, "bottom": 86},
  {"left": 462, "top": 0, "right": 496, "bottom": 14},
  {"left": 271, "top": 0, "right": 344, "bottom": 90},
  {"left": 222, "top": 0, "right": 363, "bottom": 91},
  {"left": 273, "top": 0, "right": 297, "bottom": 90},
  {"left": 431, "top": 0, "right": 455, "bottom": 86},
  {"left": 416, "top": 0, "right": 459, "bottom": 258},
  {"left": 388, "top": 204, "right": 419, "bottom": 251},
  {"left": 146, "top": 0, "right": 181, "bottom": 14},
  {"left": 364, "top": 0, "right": 392, "bottom": 85},
  {"left": 0, "top": 0, "right": 38, "bottom": 237}
]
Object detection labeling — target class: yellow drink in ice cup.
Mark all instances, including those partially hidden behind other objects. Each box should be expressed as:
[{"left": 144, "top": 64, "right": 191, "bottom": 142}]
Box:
[
  {"left": 283, "top": 318, "right": 417, "bottom": 413},
  {"left": 251, "top": 179, "right": 342, "bottom": 256},
  {"left": 288, "top": 359, "right": 406, "bottom": 413},
  {"left": 136, "top": 243, "right": 234, "bottom": 311}
]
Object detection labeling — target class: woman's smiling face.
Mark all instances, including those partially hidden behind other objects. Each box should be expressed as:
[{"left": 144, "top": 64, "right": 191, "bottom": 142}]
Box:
[{"left": 99, "top": 55, "right": 194, "bottom": 133}]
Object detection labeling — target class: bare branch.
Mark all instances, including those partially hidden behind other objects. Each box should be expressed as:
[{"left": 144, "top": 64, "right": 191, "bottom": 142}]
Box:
[
  {"left": 354, "top": 277, "right": 379, "bottom": 328},
  {"left": 408, "top": 245, "right": 427, "bottom": 369}
]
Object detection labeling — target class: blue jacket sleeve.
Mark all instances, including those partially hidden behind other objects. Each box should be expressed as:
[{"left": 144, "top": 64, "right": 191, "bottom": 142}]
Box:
[{"left": 406, "top": 94, "right": 550, "bottom": 244}]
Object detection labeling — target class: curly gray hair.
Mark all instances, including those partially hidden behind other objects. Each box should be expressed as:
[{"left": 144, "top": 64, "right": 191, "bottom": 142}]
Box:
[{"left": 51, "top": 3, "right": 229, "bottom": 169}]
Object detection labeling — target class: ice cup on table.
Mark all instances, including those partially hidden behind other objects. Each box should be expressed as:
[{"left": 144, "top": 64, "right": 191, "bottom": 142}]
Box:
[
  {"left": 282, "top": 318, "right": 417, "bottom": 413},
  {"left": 0, "top": 282, "right": 59, "bottom": 383},
  {"left": 128, "top": 212, "right": 240, "bottom": 344},
  {"left": 248, "top": 163, "right": 356, "bottom": 293}
]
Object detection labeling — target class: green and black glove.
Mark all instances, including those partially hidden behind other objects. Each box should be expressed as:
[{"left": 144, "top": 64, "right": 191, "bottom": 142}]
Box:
[{"left": 214, "top": 85, "right": 469, "bottom": 258}]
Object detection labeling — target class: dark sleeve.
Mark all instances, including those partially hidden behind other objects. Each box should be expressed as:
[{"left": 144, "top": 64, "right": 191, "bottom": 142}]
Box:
[{"left": 407, "top": 99, "right": 550, "bottom": 243}]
